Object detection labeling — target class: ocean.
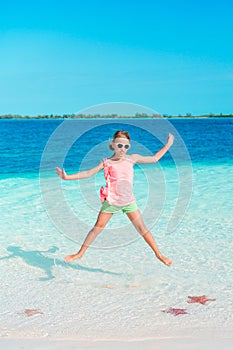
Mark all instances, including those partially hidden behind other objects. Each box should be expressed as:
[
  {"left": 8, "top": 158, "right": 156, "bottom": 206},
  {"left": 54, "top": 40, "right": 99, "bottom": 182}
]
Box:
[{"left": 0, "top": 118, "right": 232, "bottom": 340}]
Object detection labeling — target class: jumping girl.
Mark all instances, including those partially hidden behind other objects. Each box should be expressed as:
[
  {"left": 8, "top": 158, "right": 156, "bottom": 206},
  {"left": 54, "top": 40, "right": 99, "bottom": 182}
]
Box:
[{"left": 56, "top": 130, "right": 174, "bottom": 267}]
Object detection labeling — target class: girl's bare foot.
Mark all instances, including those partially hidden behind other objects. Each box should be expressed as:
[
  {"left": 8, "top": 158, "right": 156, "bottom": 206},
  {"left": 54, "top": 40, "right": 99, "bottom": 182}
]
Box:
[
  {"left": 157, "top": 254, "right": 172, "bottom": 267},
  {"left": 64, "top": 252, "right": 83, "bottom": 262}
]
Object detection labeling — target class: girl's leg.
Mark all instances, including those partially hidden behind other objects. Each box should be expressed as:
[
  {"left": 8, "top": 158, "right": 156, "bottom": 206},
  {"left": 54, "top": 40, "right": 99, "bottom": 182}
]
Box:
[
  {"left": 65, "top": 211, "right": 113, "bottom": 262},
  {"left": 126, "top": 210, "right": 172, "bottom": 267}
]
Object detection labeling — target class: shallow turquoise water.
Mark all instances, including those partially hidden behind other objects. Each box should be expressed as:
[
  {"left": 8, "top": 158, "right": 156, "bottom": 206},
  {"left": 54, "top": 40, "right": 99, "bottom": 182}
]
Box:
[{"left": 0, "top": 119, "right": 232, "bottom": 339}]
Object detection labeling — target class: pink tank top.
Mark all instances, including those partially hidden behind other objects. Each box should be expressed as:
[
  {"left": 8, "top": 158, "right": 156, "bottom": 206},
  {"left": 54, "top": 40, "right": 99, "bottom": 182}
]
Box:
[{"left": 100, "top": 157, "right": 135, "bottom": 206}]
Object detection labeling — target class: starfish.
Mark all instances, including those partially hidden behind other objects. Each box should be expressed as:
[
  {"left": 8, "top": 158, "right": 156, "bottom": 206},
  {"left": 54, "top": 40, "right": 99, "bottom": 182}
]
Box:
[
  {"left": 162, "top": 308, "right": 188, "bottom": 316},
  {"left": 187, "top": 295, "right": 216, "bottom": 305},
  {"left": 17, "top": 309, "right": 44, "bottom": 317}
]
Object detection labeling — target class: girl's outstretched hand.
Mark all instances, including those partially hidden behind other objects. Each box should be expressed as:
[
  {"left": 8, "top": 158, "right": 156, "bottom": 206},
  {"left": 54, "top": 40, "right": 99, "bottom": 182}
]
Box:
[
  {"left": 56, "top": 167, "right": 68, "bottom": 180},
  {"left": 166, "top": 133, "right": 174, "bottom": 148}
]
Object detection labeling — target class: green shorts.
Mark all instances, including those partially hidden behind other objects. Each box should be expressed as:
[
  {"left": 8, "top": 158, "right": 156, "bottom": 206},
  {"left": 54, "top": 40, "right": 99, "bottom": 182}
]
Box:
[{"left": 101, "top": 200, "right": 138, "bottom": 214}]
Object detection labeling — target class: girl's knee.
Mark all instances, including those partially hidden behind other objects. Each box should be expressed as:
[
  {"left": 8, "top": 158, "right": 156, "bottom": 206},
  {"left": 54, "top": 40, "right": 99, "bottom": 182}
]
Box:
[{"left": 136, "top": 225, "right": 148, "bottom": 236}]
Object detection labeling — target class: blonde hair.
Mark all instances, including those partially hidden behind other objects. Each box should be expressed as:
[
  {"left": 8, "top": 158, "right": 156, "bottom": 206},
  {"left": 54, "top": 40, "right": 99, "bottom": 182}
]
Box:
[{"left": 109, "top": 130, "right": 130, "bottom": 151}]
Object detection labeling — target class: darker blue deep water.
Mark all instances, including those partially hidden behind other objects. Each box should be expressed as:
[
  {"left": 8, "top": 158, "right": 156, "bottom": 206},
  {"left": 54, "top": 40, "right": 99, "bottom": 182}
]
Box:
[{"left": 0, "top": 118, "right": 232, "bottom": 178}]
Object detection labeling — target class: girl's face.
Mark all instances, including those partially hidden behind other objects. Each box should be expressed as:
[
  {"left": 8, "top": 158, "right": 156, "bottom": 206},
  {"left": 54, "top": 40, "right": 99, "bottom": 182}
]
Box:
[{"left": 112, "top": 137, "right": 130, "bottom": 157}]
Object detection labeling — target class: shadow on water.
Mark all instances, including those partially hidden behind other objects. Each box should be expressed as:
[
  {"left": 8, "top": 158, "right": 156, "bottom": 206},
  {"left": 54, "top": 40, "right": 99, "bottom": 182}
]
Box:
[{"left": 0, "top": 246, "right": 121, "bottom": 281}]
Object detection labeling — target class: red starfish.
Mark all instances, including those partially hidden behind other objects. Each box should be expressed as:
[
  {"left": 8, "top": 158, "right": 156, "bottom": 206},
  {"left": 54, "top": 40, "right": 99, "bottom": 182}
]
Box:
[
  {"left": 17, "top": 309, "right": 44, "bottom": 317},
  {"left": 24, "top": 309, "right": 44, "bottom": 317},
  {"left": 187, "top": 295, "right": 216, "bottom": 305},
  {"left": 162, "top": 308, "right": 188, "bottom": 316}
]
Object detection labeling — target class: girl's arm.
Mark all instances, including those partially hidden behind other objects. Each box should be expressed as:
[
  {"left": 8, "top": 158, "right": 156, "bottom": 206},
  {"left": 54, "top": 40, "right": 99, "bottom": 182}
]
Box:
[
  {"left": 56, "top": 161, "right": 104, "bottom": 180},
  {"left": 131, "top": 133, "right": 174, "bottom": 164}
]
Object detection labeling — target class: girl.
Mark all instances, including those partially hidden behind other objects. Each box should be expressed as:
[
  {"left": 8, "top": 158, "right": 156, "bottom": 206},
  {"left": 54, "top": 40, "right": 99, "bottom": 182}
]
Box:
[{"left": 56, "top": 130, "right": 174, "bottom": 267}]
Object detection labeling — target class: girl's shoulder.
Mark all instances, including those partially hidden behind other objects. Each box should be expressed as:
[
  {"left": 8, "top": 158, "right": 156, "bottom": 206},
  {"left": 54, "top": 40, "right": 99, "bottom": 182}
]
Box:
[
  {"left": 126, "top": 155, "right": 136, "bottom": 164},
  {"left": 102, "top": 157, "right": 111, "bottom": 167},
  {"left": 128, "top": 154, "right": 138, "bottom": 163}
]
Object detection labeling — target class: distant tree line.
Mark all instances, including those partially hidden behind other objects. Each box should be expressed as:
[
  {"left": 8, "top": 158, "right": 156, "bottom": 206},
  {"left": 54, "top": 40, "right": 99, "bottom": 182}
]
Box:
[
  {"left": 163, "top": 113, "right": 233, "bottom": 118},
  {"left": 0, "top": 113, "right": 160, "bottom": 119},
  {"left": 0, "top": 113, "right": 233, "bottom": 119}
]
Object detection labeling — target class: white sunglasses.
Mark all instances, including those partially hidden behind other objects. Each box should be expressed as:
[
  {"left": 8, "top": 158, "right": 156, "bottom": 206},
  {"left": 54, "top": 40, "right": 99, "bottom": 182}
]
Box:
[{"left": 114, "top": 142, "right": 130, "bottom": 150}]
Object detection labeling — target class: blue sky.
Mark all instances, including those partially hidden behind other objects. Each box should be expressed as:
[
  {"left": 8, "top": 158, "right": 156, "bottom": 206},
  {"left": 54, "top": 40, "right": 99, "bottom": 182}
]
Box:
[{"left": 0, "top": 0, "right": 233, "bottom": 115}]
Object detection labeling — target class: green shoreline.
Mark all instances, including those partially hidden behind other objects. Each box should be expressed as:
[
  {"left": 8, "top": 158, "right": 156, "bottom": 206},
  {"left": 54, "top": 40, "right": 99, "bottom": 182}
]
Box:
[{"left": 0, "top": 113, "right": 233, "bottom": 120}]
